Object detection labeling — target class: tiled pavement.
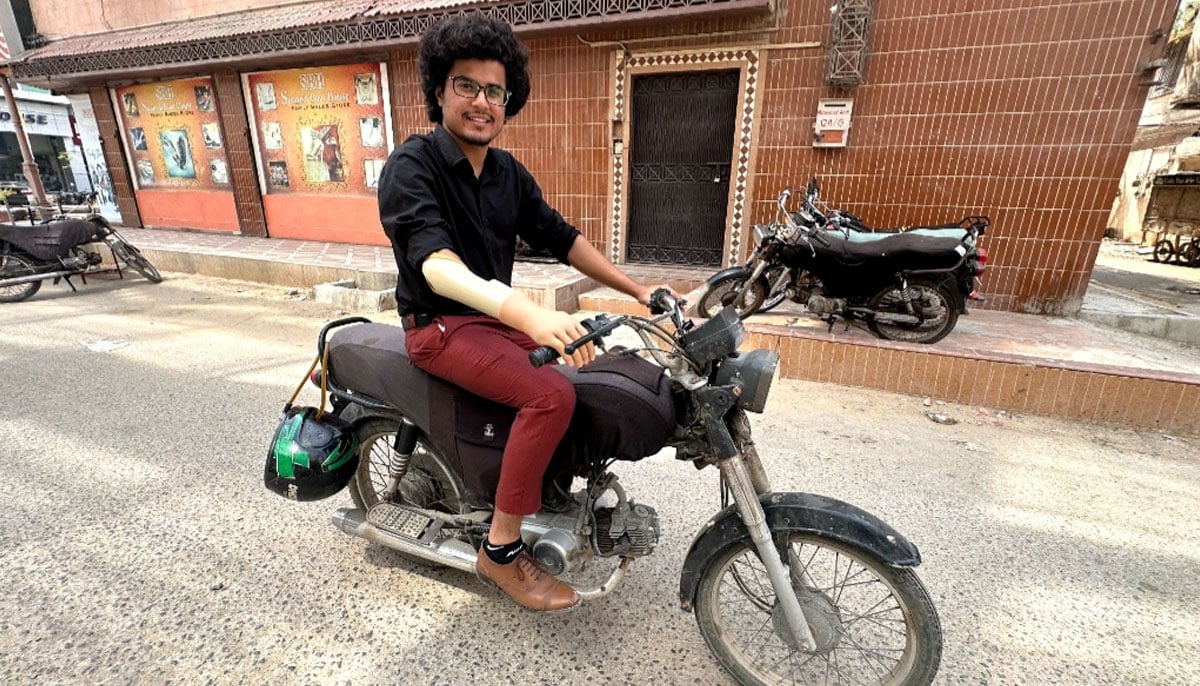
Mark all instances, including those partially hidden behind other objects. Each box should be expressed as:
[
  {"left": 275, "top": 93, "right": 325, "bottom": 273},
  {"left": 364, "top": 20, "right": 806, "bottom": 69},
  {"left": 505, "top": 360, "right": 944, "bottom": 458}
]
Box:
[{"left": 121, "top": 226, "right": 1200, "bottom": 435}]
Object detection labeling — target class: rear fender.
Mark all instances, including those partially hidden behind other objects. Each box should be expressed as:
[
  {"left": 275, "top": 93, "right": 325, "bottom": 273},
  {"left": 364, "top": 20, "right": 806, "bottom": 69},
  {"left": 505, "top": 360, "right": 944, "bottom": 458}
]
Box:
[
  {"left": 704, "top": 266, "right": 754, "bottom": 288},
  {"left": 678, "top": 491, "right": 921, "bottom": 611}
]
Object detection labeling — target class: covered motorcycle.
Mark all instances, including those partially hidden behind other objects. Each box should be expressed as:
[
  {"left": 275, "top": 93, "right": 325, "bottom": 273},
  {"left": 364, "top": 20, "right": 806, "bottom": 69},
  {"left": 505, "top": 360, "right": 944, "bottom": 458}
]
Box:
[{"left": 0, "top": 215, "right": 161, "bottom": 303}]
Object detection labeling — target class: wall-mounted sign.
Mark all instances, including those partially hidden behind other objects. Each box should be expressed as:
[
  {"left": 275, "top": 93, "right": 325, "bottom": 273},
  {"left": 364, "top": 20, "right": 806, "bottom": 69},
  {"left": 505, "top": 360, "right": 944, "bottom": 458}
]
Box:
[
  {"left": 113, "top": 76, "right": 230, "bottom": 191},
  {"left": 243, "top": 62, "right": 391, "bottom": 196},
  {"left": 0, "top": 98, "right": 73, "bottom": 137},
  {"left": 813, "top": 98, "right": 853, "bottom": 148}
]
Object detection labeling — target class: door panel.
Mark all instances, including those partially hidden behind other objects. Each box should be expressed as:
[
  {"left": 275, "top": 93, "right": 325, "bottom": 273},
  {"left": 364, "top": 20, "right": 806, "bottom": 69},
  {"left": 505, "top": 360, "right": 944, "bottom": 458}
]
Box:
[{"left": 627, "top": 70, "right": 739, "bottom": 266}]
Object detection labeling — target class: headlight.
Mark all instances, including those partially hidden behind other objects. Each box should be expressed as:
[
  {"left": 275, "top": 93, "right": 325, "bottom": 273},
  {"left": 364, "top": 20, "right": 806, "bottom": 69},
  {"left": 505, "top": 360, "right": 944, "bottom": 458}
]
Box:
[
  {"left": 713, "top": 349, "right": 779, "bottom": 413},
  {"left": 752, "top": 224, "right": 773, "bottom": 245}
]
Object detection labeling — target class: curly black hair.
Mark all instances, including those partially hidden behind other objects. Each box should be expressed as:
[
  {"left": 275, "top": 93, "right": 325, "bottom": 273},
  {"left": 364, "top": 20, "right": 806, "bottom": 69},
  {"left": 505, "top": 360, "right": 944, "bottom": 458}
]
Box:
[{"left": 418, "top": 14, "right": 531, "bottom": 123}]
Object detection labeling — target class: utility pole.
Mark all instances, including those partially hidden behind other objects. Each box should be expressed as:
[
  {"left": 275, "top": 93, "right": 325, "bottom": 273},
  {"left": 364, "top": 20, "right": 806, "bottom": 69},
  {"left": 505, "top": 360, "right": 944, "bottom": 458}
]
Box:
[{"left": 1, "top": 72, "right": 48, "bottom": 205}]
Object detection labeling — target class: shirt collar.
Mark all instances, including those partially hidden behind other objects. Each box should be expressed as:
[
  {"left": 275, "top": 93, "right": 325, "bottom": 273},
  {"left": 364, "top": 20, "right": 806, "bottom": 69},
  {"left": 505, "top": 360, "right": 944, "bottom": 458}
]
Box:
[{"left": 432, "top": 124, "right": 501, "bottom": 178}]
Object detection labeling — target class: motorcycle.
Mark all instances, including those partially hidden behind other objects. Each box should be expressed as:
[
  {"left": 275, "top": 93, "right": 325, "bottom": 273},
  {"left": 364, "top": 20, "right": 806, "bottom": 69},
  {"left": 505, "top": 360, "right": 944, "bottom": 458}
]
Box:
[
  {"left": 697, "top": 183, "right": 987, "bottom": 344},
  {"left": 799, "top": 181, "right": 989, "bottom": 309},
  {"left": 0, "top": 214, "right": 162, "bottom": 303},
  {"left": 296, "top": 291, "right": 943, "bottom": 685}
]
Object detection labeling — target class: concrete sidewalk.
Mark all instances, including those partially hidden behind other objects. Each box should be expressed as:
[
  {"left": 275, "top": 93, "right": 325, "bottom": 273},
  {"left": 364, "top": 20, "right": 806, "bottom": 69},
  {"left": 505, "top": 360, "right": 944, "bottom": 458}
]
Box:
[
  {"left": 1079, "top": 246, "right": 1200, "bottom": 346},
  {"left": 115, "top": 226, "right": 1200, "bottom": 435}
]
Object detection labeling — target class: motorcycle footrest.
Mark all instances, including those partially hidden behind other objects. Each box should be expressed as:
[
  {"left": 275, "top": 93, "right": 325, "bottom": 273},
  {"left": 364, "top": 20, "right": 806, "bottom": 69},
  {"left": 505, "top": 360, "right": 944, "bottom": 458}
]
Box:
[{"left": 367, "top": 502, "right": 442, "bottom": 544}]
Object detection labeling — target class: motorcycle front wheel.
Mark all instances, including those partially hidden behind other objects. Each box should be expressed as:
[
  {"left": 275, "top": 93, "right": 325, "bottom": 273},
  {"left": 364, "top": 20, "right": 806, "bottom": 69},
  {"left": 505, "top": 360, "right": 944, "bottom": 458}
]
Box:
[
  {"left": 0, "top": 253, "right": 41, "bottom": 303},
  {"left": 694, "top": 533, "right": 942, "bottom": 686},
  {"left": 867, "top": 278, "right": 959, "bottom": 344},
  {"left": 758, "top": 266, "right": 790, "bottom": 313},
  {"left": 112, "top": 241, "right": 163, "bottom": 283},
  {"left": 348, "top": 417, "right": 470, "bottom": 516},
  {"left": 697, "top": 272, "right": 768, "bottom": 319}
]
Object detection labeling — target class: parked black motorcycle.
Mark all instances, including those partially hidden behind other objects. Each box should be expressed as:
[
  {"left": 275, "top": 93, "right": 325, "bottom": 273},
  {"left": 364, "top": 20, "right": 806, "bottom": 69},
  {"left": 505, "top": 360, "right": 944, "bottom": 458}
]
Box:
[
  {"left": 268, "top": 292, "right": 944, "bottom": 685},
  {"left": 0, "top": 215, "right": 162, "bottom": 303},
  {"left": 697, "top": 184, "right": 987, "bottom": 344}
]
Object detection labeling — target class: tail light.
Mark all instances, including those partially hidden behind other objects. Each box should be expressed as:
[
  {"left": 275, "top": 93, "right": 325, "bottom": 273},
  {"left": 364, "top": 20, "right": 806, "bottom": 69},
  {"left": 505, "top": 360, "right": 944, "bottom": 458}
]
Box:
[
  {"left": 310, "top": 367, "right": 324, "bottom": 386},
  {"left": 976, "top": 248, "right": 988, "bottom": 264}
]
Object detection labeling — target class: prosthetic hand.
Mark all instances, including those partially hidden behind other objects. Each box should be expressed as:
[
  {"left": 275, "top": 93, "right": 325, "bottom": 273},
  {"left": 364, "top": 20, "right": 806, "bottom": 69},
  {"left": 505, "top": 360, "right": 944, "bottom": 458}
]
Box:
[{"left": 422, "top": 252, "right": 595, "bottom": 366}]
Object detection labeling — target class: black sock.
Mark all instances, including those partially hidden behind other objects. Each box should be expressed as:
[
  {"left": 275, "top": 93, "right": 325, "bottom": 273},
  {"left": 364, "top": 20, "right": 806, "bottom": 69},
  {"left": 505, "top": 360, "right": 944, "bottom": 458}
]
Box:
[{"left": 483, "top": 538, "right": 524, "bottom": 565}]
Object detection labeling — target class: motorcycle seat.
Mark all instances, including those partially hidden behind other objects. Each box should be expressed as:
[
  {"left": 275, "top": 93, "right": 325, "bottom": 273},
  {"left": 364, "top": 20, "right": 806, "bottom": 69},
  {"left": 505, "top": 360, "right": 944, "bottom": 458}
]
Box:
[
  {"left": 0, "top": 219, "right": 100, "bottom": 261},
  {"left": 325, "top": 321, "right": 676, "bottom": 503},
  {"left": 817, "top": 232, "right": 966, "bottom": 272},
  {"left": 834, "top": 226, "right": 975, "bottom": 248}
]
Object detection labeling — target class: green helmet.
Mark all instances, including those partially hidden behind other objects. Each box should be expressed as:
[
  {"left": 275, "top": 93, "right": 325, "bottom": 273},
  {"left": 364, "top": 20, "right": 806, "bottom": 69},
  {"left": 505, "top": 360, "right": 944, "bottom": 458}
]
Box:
[{"left": 264, "top": 406, "right": 359, "bottom": 501}]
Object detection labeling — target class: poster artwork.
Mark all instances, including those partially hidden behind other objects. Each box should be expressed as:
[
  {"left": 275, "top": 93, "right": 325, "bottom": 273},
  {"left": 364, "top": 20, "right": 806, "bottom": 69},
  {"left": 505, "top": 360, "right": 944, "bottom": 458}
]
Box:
[
  {"left": 122, "top": 93, "right": 140, "bottom": 117},
  {"left": 210, "top": 159, "right": 230, "bottom": 185},
  {"left": 257, "top": 83, "right": 277, "bottom": 111},
  {"left": 360, "top": 117, "right": 383, "bottom": 148},
  {"left": 202, "top": 123, "right": 222, "bottom": 149},
  {"left": 364, "top": 160, "right": 384, "bottom": 189},
  {"left": 159, "top": 130, "right": 196, "bottom": 179},
  {"left": 262, "top": 122, "right": 283, "bottom": 149},
  {"left": 269, "top": 161, "right": 290, "bottom": 187},
  {"left": 302, "top": 125, "right": 345, "bottom": 183},
  {"left": 137, "top": 160, "right": 155, "bottom": 184},
  {"left": 194, "top": 86, "right": 214, "bottom": 113},
  {"left": 354, "top": 73, "right": 378, "bottom": 105},
  {"left": 116, "top": 77, "right": 229, "bottom": 192},
  {"left": 248, "top": 63, "right": 386, "bottom": 196}
]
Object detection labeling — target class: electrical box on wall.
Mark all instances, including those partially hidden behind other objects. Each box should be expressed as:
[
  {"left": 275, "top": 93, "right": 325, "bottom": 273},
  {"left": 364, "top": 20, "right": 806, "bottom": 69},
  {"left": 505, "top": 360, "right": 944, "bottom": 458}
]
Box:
[{"left": 813, "top": 99, "right": 853, "bottom": 148}]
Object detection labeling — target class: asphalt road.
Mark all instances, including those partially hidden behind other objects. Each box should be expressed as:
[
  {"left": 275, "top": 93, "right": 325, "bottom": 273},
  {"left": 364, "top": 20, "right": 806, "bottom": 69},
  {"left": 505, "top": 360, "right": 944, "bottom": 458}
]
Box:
[
  {"left": 1, "top": 272, "right": 1198, "bottom": 685},
  {"left": 1090, "top": 250, "right": 1200, "bottom": 316}
]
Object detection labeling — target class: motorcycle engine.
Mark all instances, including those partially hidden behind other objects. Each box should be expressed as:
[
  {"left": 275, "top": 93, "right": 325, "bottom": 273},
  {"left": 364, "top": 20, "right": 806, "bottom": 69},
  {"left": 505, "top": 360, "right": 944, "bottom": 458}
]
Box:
[
  {"left": 62, "top": 251, "right": 102, "bottom": 270},
  {"left": 593, "top": 502, "right": 659, "bottom": 558},
  {"left": 806, "top": 293, "right": 846, "bottom": 315}
]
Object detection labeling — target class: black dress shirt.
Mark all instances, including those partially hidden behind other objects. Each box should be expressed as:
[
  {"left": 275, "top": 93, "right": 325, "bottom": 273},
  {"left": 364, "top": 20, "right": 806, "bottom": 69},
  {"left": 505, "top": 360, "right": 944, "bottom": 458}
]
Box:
[{"left": 378, "top": 125, "right": 581, "bottom": 316}]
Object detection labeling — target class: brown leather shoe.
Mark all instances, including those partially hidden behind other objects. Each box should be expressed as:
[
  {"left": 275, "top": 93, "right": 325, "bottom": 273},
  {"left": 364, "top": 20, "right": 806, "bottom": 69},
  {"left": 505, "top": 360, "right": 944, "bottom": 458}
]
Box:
[{"left": 476, "top": 546, "right": 580, "bottom": 612}]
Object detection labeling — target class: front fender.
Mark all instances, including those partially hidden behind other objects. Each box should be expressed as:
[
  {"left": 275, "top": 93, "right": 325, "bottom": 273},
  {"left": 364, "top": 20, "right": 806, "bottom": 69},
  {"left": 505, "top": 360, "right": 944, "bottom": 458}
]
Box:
[
  {"left": 704, "top": 266, "right": 754, "bottom": 288},
  {"left": 678, "top": 491, "right": 921, "bottom": 612}
]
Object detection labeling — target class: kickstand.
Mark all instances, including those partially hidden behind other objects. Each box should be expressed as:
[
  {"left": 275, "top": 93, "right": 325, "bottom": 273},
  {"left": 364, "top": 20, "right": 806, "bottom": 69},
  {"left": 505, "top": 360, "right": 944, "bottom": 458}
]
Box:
[{"left": 824, "top": 316, "right": 836, "bottom": 333}]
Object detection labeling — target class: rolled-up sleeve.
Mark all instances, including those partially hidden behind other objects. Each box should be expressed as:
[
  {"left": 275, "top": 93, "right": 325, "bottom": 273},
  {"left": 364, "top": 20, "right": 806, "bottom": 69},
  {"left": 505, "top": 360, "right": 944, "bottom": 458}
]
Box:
[
  {"left": 378, "top": 148, "right": 455, "bottom": 270},
  {"left": 514, "top": 162, "right": 580, "bottom": 264}
]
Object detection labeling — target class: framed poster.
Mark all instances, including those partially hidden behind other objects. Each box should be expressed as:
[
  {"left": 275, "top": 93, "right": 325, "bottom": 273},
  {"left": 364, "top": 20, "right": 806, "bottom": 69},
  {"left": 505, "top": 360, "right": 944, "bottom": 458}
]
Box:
[
  {"left": 243, "top": 63, "right": 392, "bottom": 196},
  {"left": 113, "top": 77, "right": 231, "bottom": 190}
]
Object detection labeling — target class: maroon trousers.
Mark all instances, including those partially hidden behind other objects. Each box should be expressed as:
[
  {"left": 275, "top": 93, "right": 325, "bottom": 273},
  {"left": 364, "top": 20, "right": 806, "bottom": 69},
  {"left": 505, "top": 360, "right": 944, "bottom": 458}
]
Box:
[{"left": 404, "top": 315, "right": 575, "bottom": 515}]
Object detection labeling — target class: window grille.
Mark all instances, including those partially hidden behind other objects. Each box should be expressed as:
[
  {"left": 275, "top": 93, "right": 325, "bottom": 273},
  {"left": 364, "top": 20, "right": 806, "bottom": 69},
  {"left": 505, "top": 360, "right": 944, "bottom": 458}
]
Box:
[{"left": 825, "top": 0, "right": 872, "bottom": 88}]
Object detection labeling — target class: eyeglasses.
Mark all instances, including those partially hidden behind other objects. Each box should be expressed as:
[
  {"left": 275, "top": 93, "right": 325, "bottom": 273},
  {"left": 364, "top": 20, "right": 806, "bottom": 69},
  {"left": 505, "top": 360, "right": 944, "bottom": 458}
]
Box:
[{"left": 449, "top": 75, "right": 510, "bottom": 107}]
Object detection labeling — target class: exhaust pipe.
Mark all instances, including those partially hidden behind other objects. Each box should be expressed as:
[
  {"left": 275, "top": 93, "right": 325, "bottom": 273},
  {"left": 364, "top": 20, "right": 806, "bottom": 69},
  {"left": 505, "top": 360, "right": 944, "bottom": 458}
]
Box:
[
  {"left": 331, "top": 507, "right": 634, "bottom": 602},
  {"left": 331, "top": 508, "right": 478, "bottom": 572},
  {"left": 0, "top": 270, "right": 71, "bottom": 287}
]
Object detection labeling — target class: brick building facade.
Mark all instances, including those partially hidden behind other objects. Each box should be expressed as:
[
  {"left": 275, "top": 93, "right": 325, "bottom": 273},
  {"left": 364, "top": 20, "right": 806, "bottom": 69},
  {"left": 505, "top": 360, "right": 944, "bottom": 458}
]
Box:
[{"left": 4, "top": 0, "right": 1178, "bottom": 314}]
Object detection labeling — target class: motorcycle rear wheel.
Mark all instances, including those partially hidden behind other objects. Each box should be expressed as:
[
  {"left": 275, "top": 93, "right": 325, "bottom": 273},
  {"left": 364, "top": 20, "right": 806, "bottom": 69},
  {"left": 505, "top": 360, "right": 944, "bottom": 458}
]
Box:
[
  {"left": 694, "top": 533, "right": 942, "bottom": 686},
  {"left": 698, "top": 272, "right": 768, "bottom": 319},
  {"left": 867, "top": 278, "right": 959, "bottom": 344},
  {"left": 0, "top": 253, "right": 41, "bottom": 303},
  {"left": 348, "top": 417, "right": 470, "bottom": 517}
]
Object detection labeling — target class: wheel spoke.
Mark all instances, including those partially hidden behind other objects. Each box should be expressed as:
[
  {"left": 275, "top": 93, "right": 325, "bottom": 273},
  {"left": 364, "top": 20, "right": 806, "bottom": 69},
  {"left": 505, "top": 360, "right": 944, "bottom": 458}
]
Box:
[{"left": 696, "top": 533, "right": 939, "bottom": 685}]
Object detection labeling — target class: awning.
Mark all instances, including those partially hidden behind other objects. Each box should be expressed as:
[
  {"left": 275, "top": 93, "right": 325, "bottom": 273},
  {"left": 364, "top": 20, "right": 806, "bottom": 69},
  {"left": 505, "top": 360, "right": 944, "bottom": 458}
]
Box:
[{"left": 8, "top": 0, "right": 773, "bottom": 90}]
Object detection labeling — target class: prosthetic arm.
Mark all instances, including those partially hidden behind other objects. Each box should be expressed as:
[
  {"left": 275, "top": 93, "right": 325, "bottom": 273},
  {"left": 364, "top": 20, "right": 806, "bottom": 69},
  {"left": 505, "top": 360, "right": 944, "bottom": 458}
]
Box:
[{"left": 421, "top": 252, "right": 589, "bottom": 363}]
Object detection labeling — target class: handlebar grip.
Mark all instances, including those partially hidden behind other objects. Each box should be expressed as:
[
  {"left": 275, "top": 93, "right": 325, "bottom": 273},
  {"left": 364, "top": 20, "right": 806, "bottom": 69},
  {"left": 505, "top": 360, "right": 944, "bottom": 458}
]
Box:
[
  {"left": 528, "top": 346, "right": 559, "bottom": 369},
  {"left": 648, "top": 287, "right": 676, "bottom": 315}
]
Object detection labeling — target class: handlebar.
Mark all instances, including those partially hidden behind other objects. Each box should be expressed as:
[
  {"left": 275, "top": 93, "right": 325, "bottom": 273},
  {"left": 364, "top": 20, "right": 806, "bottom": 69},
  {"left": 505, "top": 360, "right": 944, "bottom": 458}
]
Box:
[
  {"left": 528, "top": 314, "right": 623, "bottom": 368},
  {"left": 527, "top": 289, "right": 681, "bottom": 368}
]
